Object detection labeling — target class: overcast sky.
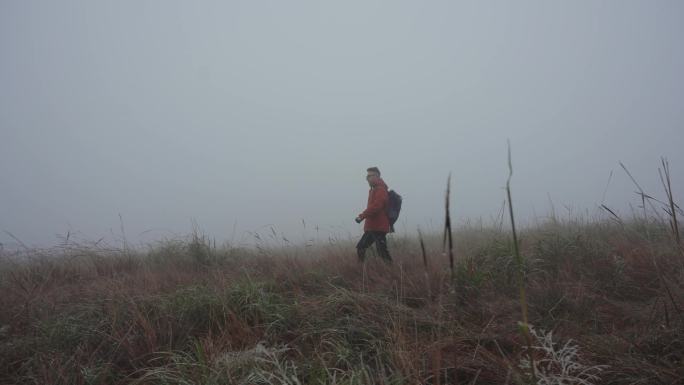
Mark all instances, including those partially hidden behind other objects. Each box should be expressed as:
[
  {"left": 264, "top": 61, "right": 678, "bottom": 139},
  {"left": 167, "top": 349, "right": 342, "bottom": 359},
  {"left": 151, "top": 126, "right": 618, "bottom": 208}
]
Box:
[{"left": 2, "top": 1, "right": 683, "bottom": 248}]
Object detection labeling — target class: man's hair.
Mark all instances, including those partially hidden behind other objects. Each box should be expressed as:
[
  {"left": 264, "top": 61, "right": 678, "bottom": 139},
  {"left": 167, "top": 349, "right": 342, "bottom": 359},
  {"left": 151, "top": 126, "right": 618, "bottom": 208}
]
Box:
[{"left": 367, "top": 167, "right": 381, "bottom": 176}]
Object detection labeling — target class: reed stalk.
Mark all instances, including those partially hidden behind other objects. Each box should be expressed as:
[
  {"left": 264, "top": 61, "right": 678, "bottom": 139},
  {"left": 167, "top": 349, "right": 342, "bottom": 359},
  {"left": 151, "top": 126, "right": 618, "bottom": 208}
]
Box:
[
  {"left": 443, "top": 173, "right": 454, "bottom": 281},
  {"left": 506, "top": 140, "right": 535, "bottom": 381}
]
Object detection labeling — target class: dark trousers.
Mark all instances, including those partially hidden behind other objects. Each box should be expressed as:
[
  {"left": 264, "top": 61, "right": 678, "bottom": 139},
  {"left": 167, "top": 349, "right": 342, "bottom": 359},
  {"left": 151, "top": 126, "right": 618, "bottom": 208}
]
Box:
[{"left": 356, "top": 231, "right": 392, "bottom": 263}]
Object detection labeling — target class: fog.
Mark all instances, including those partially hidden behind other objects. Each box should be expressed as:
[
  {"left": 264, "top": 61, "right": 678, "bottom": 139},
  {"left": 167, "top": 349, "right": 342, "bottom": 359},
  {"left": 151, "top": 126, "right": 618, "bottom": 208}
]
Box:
[{"left": 2, "top": 1, "right": 683, "bottom": 249}]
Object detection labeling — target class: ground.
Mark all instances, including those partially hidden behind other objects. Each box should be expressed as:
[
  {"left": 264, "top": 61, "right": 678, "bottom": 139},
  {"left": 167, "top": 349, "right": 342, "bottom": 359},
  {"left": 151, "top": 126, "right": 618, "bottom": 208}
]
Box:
[{"left": 1, "top": 219, "right": 682, "bottom": 384}]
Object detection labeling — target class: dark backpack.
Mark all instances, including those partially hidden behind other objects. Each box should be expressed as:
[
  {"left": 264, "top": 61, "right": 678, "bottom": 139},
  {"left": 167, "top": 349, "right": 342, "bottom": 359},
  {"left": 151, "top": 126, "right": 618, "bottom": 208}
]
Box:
[{"left": 386, "top": 190, "right": 402, "bottom": 233}]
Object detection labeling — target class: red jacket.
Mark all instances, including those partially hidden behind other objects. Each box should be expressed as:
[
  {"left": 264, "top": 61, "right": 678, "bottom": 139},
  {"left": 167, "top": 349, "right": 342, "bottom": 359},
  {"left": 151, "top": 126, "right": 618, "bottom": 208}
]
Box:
[{"left": 359, "top": 178, "right": 390, "bottom": 233}]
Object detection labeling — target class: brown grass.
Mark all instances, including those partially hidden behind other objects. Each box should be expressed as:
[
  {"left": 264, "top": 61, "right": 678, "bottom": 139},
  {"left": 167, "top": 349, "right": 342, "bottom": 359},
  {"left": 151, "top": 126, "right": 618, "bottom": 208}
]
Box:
[{"left": 0, "top": 219, "right": 683, "bottom": 384}]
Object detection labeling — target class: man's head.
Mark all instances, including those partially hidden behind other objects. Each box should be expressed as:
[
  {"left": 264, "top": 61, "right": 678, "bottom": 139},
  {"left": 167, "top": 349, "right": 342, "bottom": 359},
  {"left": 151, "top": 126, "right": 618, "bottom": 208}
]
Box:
[{"left": 366, "top": 167, "right": 381, "bottom": 187}]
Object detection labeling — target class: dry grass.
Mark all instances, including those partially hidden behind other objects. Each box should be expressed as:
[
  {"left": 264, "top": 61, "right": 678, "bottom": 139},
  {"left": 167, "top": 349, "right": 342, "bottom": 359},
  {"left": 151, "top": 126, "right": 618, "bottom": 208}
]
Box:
[{"left": 0, "top": 218, "right": 683, "bottom": 384}]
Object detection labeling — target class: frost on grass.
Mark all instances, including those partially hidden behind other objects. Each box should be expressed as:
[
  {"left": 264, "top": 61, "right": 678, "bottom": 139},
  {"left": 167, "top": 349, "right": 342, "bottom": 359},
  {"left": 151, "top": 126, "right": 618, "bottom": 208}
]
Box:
[
  {"left": 519, "top": 325, "right": 607, "bottom": 385},
  {"left": 216, "top": 342, "right": 302, "bottom": 385},
  {"left": 133, "top": 343, "right": 303, "bottom": 385}
]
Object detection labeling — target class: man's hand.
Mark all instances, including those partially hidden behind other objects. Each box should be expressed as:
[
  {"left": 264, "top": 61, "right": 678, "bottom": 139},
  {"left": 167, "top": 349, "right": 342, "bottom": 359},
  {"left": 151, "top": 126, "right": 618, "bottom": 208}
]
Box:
[{"left": 355, "top": 216, "right": 363, "bottom": 223}]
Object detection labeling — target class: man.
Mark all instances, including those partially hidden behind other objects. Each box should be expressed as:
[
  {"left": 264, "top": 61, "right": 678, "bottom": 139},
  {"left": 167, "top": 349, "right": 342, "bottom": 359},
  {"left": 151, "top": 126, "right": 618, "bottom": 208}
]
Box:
[{"left": 355, "top": 167, "right": 392, "bottom": 263}]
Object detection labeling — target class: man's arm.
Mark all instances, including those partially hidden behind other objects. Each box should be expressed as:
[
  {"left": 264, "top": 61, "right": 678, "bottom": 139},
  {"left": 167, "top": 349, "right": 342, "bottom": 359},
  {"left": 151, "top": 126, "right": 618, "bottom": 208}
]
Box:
[{"left": 358, "top": 188, "right": 388, "bottom": 219}]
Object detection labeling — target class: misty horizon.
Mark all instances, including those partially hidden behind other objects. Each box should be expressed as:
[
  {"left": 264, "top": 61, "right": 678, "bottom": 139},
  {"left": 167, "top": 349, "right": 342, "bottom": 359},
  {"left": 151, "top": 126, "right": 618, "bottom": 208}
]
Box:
[{"left": 2, "top": 1, "right": 683, "bottom": 249}]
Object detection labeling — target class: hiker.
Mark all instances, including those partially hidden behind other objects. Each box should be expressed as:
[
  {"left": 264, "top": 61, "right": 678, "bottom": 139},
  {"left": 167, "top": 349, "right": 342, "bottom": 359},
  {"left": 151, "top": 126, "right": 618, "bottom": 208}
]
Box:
[{"left": 355, "top": 167, "right": 392, "bottom": 263}]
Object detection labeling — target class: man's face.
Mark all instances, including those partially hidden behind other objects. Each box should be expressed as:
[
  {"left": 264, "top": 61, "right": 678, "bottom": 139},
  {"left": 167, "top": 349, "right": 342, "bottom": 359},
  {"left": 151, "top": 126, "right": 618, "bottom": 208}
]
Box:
[{"left": 366, "top": 172, "right": 379, "bottom": 186}]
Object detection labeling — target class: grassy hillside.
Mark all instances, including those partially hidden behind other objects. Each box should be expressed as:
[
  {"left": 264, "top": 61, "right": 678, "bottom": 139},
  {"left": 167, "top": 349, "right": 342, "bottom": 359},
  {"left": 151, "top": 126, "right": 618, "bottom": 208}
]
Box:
[{"left": 1, "top": 219, "right": 682, "bottom": 384}]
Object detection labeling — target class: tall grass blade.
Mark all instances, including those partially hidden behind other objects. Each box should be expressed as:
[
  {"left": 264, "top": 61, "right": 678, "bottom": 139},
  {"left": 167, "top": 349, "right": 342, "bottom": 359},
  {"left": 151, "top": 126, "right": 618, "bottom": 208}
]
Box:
[
  {"left": 418, "top": 228, "right": 428, "bottom": 270},
  {"left": 505, "top": 140, "right": 535, "bottom": 381},
  {"left": 620, "top": 161, "right": 662, "bottom": 221},
  {"left": 600, "top": 204, "right": 623, "bottom": 225},
  {"left": 418, "top": 227, "right": 431, "bottom": 299},
  {"left": 443, "top": 173, "right": 454, "bottom": 280},
  {"left": 659, "top": 157, "right": 681, "bottom": 251}
]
